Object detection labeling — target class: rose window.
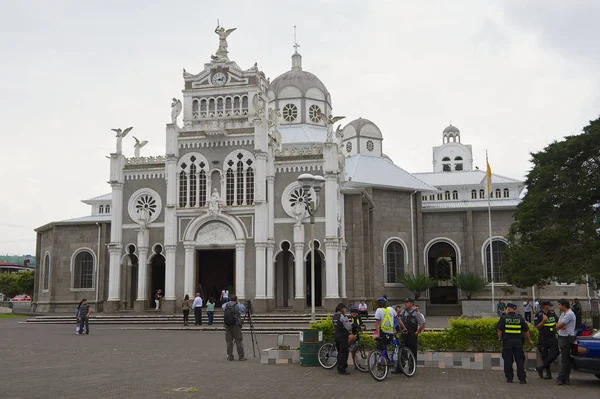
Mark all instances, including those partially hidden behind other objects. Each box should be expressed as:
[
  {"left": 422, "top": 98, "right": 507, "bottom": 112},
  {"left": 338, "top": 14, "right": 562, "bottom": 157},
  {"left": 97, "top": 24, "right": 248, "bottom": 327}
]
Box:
[
  {"left": 289, "top": 188, "right": 312, "bottom": 211},
  {"left": 367, "top": 140, "right": 374, "bottom": 152},
  {"left": 282, "top": 104, "right": 298, "bottom": 122},
  {"left": 136, "top": 195, "right": 157, "bottom": 217},
  {"left": 309, "top": 105, "right": 321, "bottom": 123},
  {"left": 346, "top": 142, "right": 352, "bottom": 153}
]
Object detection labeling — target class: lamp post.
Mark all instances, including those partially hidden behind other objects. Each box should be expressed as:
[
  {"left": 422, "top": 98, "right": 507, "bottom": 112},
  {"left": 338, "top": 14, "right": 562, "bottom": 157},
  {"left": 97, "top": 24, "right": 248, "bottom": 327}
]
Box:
[{"left": 297, "top": 173, "right": 325, "bottom": 322}]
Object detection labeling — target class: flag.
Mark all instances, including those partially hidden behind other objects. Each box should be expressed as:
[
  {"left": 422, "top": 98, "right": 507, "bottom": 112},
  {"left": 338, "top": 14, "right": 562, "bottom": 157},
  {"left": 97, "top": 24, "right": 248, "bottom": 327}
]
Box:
[{"left": 486, "top": 151, "right": 492, "bottom": 195}]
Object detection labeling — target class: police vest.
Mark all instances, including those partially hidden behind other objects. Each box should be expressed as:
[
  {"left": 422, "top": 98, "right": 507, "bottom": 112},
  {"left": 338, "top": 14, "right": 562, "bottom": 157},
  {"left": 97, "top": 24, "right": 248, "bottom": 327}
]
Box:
[
  {"left": 380, "top": 308, "right": 394, "bottom": 333},
  {"left": 333, "top": 313, "right": 348, "bottom": 337},
  {"left": 540, "top": 311, "right": 558, "bottom": 337},
  {"left": 503, "top": 315, "right": 523, "bottom": 335}
]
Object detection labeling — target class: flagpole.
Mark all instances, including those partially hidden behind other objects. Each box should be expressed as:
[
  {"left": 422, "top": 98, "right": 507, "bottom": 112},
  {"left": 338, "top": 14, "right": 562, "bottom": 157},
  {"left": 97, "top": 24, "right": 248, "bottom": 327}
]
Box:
[{"left": 487, "top": 150, "right": 495, "bottom": 313}]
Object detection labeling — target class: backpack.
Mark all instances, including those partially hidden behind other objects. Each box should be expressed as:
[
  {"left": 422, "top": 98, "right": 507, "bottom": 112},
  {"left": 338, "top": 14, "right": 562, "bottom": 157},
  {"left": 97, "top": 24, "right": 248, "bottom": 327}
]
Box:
[
  {"left": 223, "top": 302, "right": 239, "bottom": 326},
  {"left": 402, "top": 309, "right": 419, "bottom": 333}
]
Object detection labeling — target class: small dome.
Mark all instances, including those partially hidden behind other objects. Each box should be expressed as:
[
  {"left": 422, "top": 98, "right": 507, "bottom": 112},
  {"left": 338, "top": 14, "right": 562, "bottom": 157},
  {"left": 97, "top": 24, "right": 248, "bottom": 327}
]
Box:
[
  {"left": 443, "top": 124, "right": 460, "bottom": 134},
  {"left": 343, "top": 118, "right": 382, "bottom": 139},
  {"left": 270, "top": 53, "right": 330, "bottom": 101}
]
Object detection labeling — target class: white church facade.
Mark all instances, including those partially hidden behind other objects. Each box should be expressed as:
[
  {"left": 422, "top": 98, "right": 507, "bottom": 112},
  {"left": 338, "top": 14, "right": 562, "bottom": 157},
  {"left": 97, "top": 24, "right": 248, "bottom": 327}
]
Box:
[{"left": 33, "top": 27, "right": 589, "bottom": 314}]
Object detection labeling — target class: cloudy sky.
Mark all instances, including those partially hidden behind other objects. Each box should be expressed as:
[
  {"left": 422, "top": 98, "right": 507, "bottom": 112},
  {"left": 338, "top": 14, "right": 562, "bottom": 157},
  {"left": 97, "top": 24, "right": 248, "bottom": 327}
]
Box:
[{"left": 1, "top": 0, "right": 599, "bottom": 255}]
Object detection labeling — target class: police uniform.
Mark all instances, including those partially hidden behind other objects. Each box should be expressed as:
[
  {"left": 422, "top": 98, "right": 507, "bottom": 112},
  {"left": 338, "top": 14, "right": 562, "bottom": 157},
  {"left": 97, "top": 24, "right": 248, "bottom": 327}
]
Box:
[
  {"left": 534, "top": 301, "right": 559, "bottom": 379},
  {"left": 349, "top": 315, "right": 364, "bottom": 335},
  {"left": 496, "top": 303, "right": 530, "bottom": 383},
  {"left": 333, "top": 304, "right": 353, "bottom": 375}
]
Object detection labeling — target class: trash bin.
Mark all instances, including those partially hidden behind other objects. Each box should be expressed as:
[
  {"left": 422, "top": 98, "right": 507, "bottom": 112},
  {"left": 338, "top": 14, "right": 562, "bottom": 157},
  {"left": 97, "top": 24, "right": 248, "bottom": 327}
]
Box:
[{"left": 299, "top": 330, "right": 322, "bottom": 366}]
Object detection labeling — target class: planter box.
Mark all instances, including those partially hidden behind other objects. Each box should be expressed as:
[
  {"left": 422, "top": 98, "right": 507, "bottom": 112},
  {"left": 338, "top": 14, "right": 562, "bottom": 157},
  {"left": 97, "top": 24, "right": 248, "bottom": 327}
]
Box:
[
  {"left": 461, "top": 300, "right": 497, "bottom": 317},
  {"left": 418, "top": 351, "right": 537, "bottom": 371},
  {"left": 260, "top": 348, "right": 300, "bottom": 364}
]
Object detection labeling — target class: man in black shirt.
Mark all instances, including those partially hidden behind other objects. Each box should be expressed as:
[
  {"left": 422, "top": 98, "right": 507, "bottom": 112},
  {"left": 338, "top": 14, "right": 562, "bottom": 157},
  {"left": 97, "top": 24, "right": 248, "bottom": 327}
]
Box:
[
  {"left": 496, "top": 303, "right": 534, "bottom": 384},
  {"left": 332, "top": 303, "right": 353, "bottom": 375},
  {"left": 77, "top": 298, "right": 91, "bottom": 335},
  {"left": 534, "top": 300, "right": 559, "bottom": 379}
]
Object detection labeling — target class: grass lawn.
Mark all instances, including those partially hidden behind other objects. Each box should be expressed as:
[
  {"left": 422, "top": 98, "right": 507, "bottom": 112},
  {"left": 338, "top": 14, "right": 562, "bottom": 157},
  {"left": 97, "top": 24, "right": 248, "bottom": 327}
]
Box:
[{"left": 0, "top": 314, "right": 27, "bottom": 319}]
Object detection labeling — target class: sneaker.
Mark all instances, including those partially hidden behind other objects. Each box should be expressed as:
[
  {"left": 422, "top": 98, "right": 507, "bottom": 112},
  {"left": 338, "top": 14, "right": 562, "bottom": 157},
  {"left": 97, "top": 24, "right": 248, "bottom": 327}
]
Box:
[
  {"left": 543, "top": 372, "right": 552, "bottom": 380},
  {"left": 535, "top": 366, "right": 544, "bottom": 379},
  {"left": 556, "top": 380, "right": 565, "bottom": 386},
  {"left": 75, "top": 332, "right": 80, "bottom": 335},
  {"left": 390, "top": 369, "right": 403, "bottom": 374}
]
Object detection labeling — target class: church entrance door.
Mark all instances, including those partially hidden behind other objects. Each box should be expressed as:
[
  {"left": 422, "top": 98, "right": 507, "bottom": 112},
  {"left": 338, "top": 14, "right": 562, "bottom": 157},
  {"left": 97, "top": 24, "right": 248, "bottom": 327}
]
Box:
[
  {"left": 275, "top": 242, "right": 294, "bottom": 307},
  {"left": 196, "top": 249, "right": 235, "bottom": 306},
  {"left": 305, "top": 243, "right": 324, "bottom": 308},
  {"left": 149, "top": 254, "right": 166, "bottom": 307},
  {"left": 427, "top": 242, "right": 458, "bottom": 304}
]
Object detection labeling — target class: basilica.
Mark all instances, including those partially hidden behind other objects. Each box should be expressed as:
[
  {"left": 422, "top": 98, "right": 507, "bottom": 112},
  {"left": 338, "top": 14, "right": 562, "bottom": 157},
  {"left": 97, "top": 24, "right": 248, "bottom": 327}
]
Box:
[{"left": 33, "top": 27, "right": 588, "bottom": 314}]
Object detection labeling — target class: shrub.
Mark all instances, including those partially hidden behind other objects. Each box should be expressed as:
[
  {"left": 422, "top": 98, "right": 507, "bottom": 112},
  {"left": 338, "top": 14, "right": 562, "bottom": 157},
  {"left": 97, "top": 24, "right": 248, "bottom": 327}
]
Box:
[
  {"left": 309, "top": 314, "right": 376, "bottom": 347},
  {"left": 452, "top": 272, "right": 487, "bottom": 299},
  {"left": 396, "top": 273, "right": 435, "bottom": 299}
]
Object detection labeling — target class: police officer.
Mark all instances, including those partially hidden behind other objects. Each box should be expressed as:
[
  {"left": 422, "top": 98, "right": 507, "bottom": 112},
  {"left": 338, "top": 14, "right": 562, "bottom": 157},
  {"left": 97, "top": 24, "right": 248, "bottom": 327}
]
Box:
[
  {"left": 534, "top": 300, "right": 559, "bottom": 379},
  {"left": 391, "top": 297, "right": 426, "bottom": 374},
  {"left": 496, "top": 302, "right": 534, "bottom": 384},
  {"left": 332, "top": 303, "right": 353, "bottom": 375}
]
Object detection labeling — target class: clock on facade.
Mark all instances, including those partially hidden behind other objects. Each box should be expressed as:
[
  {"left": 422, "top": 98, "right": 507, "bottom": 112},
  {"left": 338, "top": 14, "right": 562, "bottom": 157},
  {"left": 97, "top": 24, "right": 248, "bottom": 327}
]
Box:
[{"left": 211, "top": 72, "right": 227, "bottom": 86}]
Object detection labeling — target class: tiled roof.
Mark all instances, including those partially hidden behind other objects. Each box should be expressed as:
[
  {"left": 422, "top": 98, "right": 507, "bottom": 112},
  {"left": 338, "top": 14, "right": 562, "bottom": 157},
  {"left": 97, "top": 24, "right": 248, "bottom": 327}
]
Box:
[
  {"left": 422, "top": 198, "right": 520, "bottom": 211},
  {"left": 413, "top": 170, "right": 522, "bottom": 187},
  {"left": 344, "top": 155, "right": 437, "bottom": 192},
  {"left": 59, "top": 215, "right": 112, "bottom": 223}
]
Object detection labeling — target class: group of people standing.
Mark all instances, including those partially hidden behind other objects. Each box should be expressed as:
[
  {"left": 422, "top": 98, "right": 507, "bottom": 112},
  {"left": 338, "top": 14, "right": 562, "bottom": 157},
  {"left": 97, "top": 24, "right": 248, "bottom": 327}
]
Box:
[
  {"left": 181, "top": 293, "right": 216, "bottom": 326},
  {"left": 497, "top": 298, "right": 579, "bottom": 385}
]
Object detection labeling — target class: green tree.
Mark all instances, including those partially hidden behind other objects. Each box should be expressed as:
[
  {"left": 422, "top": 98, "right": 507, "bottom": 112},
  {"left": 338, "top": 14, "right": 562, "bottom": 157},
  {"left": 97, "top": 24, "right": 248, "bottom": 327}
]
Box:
[
  {"left": 0, "top": 271, "right": 35, "bottom": 298},
  {"left": 397, "top": 273, "right": 435, "bottom": 299},
  {"left": 453, "top": 272, "right": 487, "bottom": 300},
  {"left": 504, "top": 116, "right": 600, "bottom": 288}
]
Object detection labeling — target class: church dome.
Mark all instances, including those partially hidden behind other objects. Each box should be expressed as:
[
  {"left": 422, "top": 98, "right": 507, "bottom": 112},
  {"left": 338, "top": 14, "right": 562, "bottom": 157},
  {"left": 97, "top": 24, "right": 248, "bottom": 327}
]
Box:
[
  {"left": 343, "top": 118, "right": 382, "bottom": 139},
  {"left": 341, "top": 117, "right": 383, "bottom": 157},
  {"left": 443, "top": 124, "right": 460, "bottom": 134},
  {"left": 270, "top": 69, "right": 330, "bottom": 99}
]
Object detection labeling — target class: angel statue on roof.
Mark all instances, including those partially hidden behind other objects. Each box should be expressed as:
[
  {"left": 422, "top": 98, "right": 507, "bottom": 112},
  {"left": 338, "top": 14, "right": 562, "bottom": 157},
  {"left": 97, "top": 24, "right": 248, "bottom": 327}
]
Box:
[{"left": 212, "top": 20, "right": 236, "bottom": 61}]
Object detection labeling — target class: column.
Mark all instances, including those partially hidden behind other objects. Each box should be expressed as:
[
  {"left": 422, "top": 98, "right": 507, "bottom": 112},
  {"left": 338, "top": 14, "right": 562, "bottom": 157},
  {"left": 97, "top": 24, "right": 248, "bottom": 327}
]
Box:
[
  {"left": 266, "top": 173, "right": 275, "bottom": 300},
  {"left": 184, "top": 244, "right": 195, "bottom": 298},
  {"left": 340, "top": 242, "right": 347, "bottom": 299},
  {"left": 266, "top": 242, "right": 275, "bottom": 299},
  {"left": 107, "top": 245, "right": 122, "bottom": 301},
  {"left": 255, "top": 243, "right": 267, "bottom": 299},
  {"left": 235, "top": 242, "right": 246, "bottom": 299},
  {"left": 164, "top": 245, "right": 176, "bottom": 300},
  {"left": 107, "top": 177, "right": 124, "bottom": 303},
  {"left": 136, "top": 246, "right": 149, "bottom": 301},
  {"left": 293, "top": 224, "right": 305, "bottom": 299},
  {"left": 324, "top": 239, "right": 340, "bottom": 299}
]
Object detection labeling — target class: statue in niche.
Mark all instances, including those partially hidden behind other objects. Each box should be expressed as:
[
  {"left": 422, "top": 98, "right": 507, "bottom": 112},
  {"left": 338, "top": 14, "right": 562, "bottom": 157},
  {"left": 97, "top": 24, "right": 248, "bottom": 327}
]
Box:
[
  {"left": 111, "top": 127, "right": 133, "bottom": 154},
  {"left": 252, "top": 92, "right": 266, "bottom": 120},
  {"left": 208, "top": 188, "right": 226, "bottom": 216},
  {"left": 268, "top": 108, "right": 282, "bottom": 152},
  {"left": 171, "top": 98, "right": 182, "bottom": 124},
  {"left": 211, "top": 21, "right": 236, "bottom": 61},
  {"left": 133, "top": 136, "right": 148, "bottom": 158},
  {"left": 136, "top": 207, "right": 150, "bottom": 229}
]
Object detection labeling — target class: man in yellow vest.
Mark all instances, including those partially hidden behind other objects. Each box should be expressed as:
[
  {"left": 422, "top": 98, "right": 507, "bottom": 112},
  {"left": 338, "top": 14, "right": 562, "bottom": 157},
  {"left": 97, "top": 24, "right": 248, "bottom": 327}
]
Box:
[
  {"left": 496, "top": 302, "right": 534, "bottom": 384},
  {"left": 534, "top": 300, "right": 559, "bottom": 379},
  {"left": 373, "top": 297, "right": 406, "bottom": 351}
]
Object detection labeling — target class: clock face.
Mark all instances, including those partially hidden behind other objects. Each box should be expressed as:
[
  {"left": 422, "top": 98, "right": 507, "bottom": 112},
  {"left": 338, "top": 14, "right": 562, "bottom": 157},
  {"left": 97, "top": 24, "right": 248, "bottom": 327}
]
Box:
[{"left": 211, "top": 72, "right": 227, "bottom": 86}]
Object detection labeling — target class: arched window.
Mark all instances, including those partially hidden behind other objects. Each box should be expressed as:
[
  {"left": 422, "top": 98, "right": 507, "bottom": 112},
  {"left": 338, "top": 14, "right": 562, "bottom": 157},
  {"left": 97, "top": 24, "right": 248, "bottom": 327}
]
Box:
[
  {"left": 485, "top": 240, "right": 507, "bottom": 283},
  {"left": 503, "top": 188, "right": 509, "bottom": 198},
  {"left": 246, "top": 167, "right": 254, "bottom": 205},
  {"left": 241, "top": 96, "right": 248, "bottom": 113},
  {"left": 429, "top": 194, "right": 435, "bottom": 201},
  {"left": 189, "top": 164, "right": 197, "bottom": 207},
  {"left": 454, "top": 156, "right": 463, "bottom": 171},
  {"left": 444, "top": 191, "right": 450, "bottom": 200},
  {"left": 192, "top": 99, "right": 198, "bottom": 117},
  {"left": 73, "top": 250, "right": 94, "bottom": 289},
  {"left": 42, "top": 253, "right": 50, "bottom": 290},
  {"left": 179, "top": 170, "right": 187, "bottom": 207},
  {"left": 199, "top": 170, "right": 207, "bottom": 206},
  {"left": 99, "top": 205, "right": 104, "bottom": 214},
  {"left": 495, "top": 188, "right": 501, "bottom": 198},
  {"left": 200, "top": 99, "right": 207, "bottom": 113},
  {"left": 233, "top": 96, "right": 240, "bottom": 112},
  {"left": 217, "top": 97, "right": 224, "bottom": 113},
  {"left": 437, "top": 193, "right": 442, "bottom": 200},
  {"left": 208, "top": 98, "right": 215, "bottom": 114},
  {"left": 479, "top": 189, "right": 485, "bottom": 199},
  {"left": 236, "top": 160, "right": 244, "bottom": 205},
  {"left": 225, "top": 97, "right": 232, "bottom": 113},
  {"left": 452, "top": 190, "right": 458, "bottom": 200},
  {"left": 442, "top": 157, "right": 451, "bottom": 172},
  {"left": 471, "top": 190, "right": 477, "bottom": 199},
  {"left": 422, "top": 196, "right": 427, "bottom": 202},
  {"left": 226, "top": 168, "right": 235, "bottom": 206},
  {"left": 105, "top": 205, "right": 110, "bottom": 213},
  {"left": 385, "top": 240, "right": 405, "bottom": 284}
]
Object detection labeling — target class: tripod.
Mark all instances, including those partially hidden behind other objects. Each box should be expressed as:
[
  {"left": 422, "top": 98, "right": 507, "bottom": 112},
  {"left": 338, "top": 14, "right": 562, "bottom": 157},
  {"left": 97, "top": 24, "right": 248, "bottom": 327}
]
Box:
[{"left": 242, "top": 300, "right": 260, "bottom": 357}]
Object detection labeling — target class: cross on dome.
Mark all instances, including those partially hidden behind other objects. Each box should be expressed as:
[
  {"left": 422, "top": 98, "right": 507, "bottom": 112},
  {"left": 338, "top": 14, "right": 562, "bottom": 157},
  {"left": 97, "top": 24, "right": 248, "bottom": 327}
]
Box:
[{"left": 293, "top": 25, "right": 300, "bottom": 54}]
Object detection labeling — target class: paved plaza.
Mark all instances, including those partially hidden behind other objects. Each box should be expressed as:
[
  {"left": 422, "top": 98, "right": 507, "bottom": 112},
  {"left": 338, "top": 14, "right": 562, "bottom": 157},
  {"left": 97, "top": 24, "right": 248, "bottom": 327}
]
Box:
[{"left": 1, "top": 318, "right": 598, "bottom": 399}]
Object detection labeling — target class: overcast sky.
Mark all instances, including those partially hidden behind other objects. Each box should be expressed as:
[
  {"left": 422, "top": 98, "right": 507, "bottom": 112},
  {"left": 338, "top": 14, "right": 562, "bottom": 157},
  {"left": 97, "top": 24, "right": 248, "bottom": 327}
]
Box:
[{"left": 1, "top": 0, "right": 599, "bottom": 255}]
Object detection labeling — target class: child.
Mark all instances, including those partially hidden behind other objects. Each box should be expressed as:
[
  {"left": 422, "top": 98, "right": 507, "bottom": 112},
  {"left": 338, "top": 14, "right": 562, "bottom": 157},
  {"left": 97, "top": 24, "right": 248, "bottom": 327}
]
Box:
[
  {"left": 348, "top": 306, "right": 365, "bottom": 346},
  {"left": 206, "top": 297, "right": 216, "bottom": 325},
  {"left": 75, "top": 299, "right": 85, "bottom": 335}
]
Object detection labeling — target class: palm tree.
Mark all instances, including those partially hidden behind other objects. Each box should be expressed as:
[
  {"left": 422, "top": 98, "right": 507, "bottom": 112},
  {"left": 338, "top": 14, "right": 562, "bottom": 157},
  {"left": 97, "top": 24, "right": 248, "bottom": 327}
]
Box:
[
  {"left": 397, "top": 273, "right": 436, "bottom": 300},
  {"left": 453, "top": 272, "right": 487, "bottom": 300}
]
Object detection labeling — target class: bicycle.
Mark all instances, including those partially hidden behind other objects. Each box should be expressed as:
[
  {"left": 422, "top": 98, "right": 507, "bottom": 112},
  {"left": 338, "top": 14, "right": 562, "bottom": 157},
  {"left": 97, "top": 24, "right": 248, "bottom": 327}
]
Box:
[
  {"left": 367, "top": 333, "right": 417, "bottom": 381},
  {"left": 317, "top": 333, "right": 375, "bottom": 372}
]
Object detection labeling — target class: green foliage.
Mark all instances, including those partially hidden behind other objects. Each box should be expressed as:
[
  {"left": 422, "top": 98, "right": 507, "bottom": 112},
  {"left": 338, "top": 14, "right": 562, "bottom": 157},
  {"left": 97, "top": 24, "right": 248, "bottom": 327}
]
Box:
[
  {"left": 396, "top": 273, "right": 435, "bottom": 299},
  {"left": 309, "top": 314, "right": 376, "bottom": 348},
  {"left": 0, "top": 271, "right": 35, "bottom": 298},
  {"left": 452, "top": 272, "right": 487, "bottom": 299},
  {"left": 418, "top": 317, "right": 539, "bottom": 353},
  {"left": 505, "top": 116, "right": 600, "bottom": 287},
  {"left": 500, "top": 286, "right": 516, "bottom": 296}
]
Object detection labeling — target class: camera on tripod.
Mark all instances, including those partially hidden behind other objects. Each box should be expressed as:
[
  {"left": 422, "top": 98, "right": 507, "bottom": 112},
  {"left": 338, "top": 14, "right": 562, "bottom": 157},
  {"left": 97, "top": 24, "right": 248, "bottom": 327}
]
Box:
[{"left": 246, "top": 299, "right": 253, "bottom": 315}]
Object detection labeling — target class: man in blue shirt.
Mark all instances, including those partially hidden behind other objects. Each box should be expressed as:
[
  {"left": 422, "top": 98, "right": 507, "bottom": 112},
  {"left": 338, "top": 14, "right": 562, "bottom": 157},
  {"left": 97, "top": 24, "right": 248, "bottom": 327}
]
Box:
[
  {"left": 555, "top": 299, "right": 576, "bottom": 386},
  {"left": 222, "top": 295, "right": 246, "bottom": 361}
]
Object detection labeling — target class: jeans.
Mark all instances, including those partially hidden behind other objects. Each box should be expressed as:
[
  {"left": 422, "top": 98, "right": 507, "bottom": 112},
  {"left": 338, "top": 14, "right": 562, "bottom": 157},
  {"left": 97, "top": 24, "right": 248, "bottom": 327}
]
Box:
[
  {"left": 335, "top": 335, "right": 349, "bottom": 373},
  {"left": 194, "top": 307, "right": 202, "bottom": 325},
  {"left": 524, "top": 312, "right": 532, "bottom": 323},
  {"left": 207, "top": 311, "right": 214, "bottom": 325},
  {"left": 182, "top": 309, "right": 189, "bottom": 325},
  {"left": 155, "top": 300, "right": 160, "bottom": 311},
  {"left": 78, "top": 316, "right": 89, "bottom": 334},
  {"left": 557, "top": 336, "right": 574, "bottom": 382},
  {"left": 225, "top": 325, "right": 245, "bottom": 359},
  {"left": 502, "top": 339, "right": 526, "bottom": 382}
]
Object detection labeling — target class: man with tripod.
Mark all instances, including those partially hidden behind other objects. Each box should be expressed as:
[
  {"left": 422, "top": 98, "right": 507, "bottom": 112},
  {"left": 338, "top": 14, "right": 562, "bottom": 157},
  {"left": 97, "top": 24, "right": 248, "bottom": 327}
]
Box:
[{"left": 222, "top": 295, "right": 246, "bottom": 361}]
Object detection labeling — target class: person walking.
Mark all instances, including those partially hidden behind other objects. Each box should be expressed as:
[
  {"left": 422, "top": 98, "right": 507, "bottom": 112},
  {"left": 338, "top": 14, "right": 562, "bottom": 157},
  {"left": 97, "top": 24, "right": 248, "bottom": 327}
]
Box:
[
  {"left": 192, "top": 292, "right": 203, "bottom": 326},
  {"left": 555, "top": 299, "right": 576, "bottom": 385},
  {"left": 206, "top": 297, "right": 216, "bottom": 325},
  {"left": 534, "top": 300, "right": 559, "bottom": 380},
  {"left": 220, "top": 288, "right": 229, "bottom": 305},
  {"left": 496, "top": 303, "right": 534, "bottom": 384},
  {"left": 523, "top": 299, "right": 533, "bottom": 323},
  {"left": 332, "top": 303, "right": 353, "bottom": 375},
  {"left": 77, "top": 298, "right": 92, "bottom": 335},
  {"left": 75, "top": 299, "right": 85, "bottom": 335},
  {"left": 497, "top": 298, "right": 507, "bottom": 317},
  {"left": 154, "top": 289, "right": 163, "bottom": 312},
  {"left": 181, "top": 294, "right": 191, "bottom": 326},
  {"left": 571, "top": 298, "right": 582, "bottom": 330},
  {"left": 222, "top": 295, "right": 246, "bottom": 361}
]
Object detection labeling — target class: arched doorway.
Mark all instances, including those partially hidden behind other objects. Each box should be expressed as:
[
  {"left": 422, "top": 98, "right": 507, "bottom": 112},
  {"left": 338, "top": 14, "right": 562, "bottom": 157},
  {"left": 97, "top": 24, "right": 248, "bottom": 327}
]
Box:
[
  {"left": 427, "top": 241, "right": 458, "bottom": 304},
  {"left": 275, "top": 241, "right": 294, "bottom": 308},
  {"left": 122, "top": 245, "right": 138, "bottom": 309},
  {"left": 149, "top": 249, "right": 166, "bottom": 307},
  {"left": 305, "top": 241, "right": 324, "bottom": 308}
]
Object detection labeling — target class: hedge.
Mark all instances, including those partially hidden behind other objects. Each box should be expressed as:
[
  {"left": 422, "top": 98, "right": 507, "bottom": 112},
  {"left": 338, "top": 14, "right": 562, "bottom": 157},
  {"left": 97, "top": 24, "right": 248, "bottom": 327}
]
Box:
[{"left": 311, "top": 316, "right": 538, "bottom": 353}]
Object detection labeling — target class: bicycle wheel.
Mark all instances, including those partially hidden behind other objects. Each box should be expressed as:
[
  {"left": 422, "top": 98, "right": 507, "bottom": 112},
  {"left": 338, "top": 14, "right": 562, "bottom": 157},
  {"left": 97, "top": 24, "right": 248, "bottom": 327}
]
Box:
[
  {"left": 317, "top": 342, "right": 338, "bottom": 369},
  {"left": 368, "top": 350, "right": 389, "bottom": 381},
  {"left": 399, "top": 346, "right": 416, "bottom": 377},
  {"left": 353, "top": 343, "right": 374, "bottom": 372}
]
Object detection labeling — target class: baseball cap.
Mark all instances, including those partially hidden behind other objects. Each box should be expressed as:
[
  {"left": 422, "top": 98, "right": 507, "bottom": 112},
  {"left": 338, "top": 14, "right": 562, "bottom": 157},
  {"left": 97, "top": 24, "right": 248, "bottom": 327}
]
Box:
[
  {"left": 506, "top": 303, "right": 517, "bottom": 309},
  {"left": 405, "top": 297, "right": 415, "bottom": 303}
]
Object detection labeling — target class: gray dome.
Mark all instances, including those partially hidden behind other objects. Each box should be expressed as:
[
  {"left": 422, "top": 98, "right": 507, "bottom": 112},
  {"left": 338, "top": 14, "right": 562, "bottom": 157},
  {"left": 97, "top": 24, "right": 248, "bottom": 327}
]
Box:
[
  {"left": 270, "top": 70, "right": 330, "bottom": 98},
  {"left": 343, "top": 117, "right": 382, "bottom": 139},
  {"left": 443, "top": 124, "right": 460, "bottom": 134}
]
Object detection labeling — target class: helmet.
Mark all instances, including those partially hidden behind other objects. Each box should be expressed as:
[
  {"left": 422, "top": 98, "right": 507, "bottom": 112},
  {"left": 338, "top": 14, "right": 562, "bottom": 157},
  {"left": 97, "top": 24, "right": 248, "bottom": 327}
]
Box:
[
  {"left": 349, "top": 305, "right": 359, "bottom": 312},
  {"left": 376, "top": 297, "right": 388, "bottom": 307}
]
